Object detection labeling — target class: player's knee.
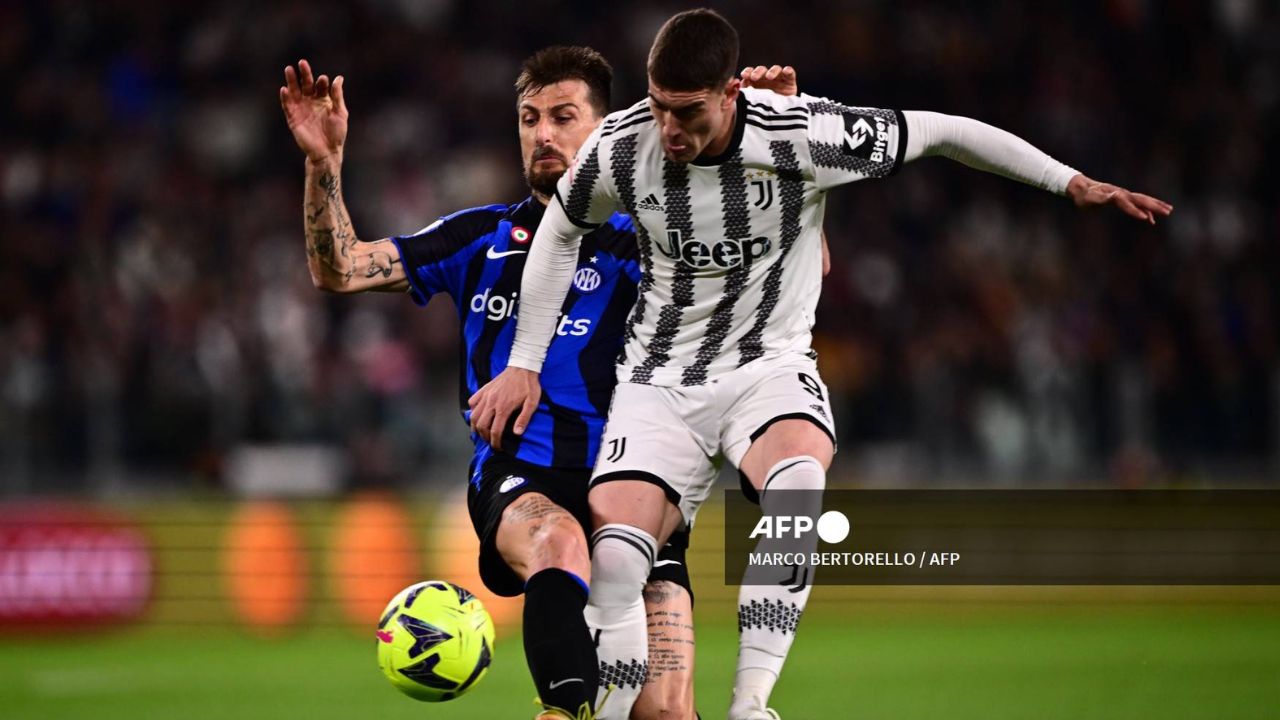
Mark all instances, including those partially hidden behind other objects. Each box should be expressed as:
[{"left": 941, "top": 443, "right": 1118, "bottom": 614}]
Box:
[
  {"left": 772, "top": 432, "right": 833, "bottom": 468},
  {"left": 743, "top": 422, "right": 833, "bottom": 485},
  {"left": 588, "top": 479, "right": 669, "bottom": 531},
  {"left": 526, "top": 515, "right": 588, "bottom": 575},
  {"left": 590, "top": 524, "right": 657, "bottom": 607},
  {"left": 774, "top": 419, "right": 833, "bottom": 454},
  {"left": 764, "top": 455, "right": 826, "bottom": 493}
]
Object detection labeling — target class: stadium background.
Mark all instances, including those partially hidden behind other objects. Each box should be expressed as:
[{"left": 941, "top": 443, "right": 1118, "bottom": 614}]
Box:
[{"left": 1, "top": 1, "right": 1277, "bottom": 718}]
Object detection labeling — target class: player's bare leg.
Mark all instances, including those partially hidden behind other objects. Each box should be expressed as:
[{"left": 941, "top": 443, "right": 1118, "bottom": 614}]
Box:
[
  {"left": 730, "top": 420, "right": 833, "bottom": 720},
  {"left": 495, "top": 493, "right": 598, "bottom": 718},
  {"left": 632, "top": 580, "right": 697, "bottom": 720},
  {"left": 586, "top": 480, "right": 685, "bottom": 718},
  {"left": 497, "top": 492, "right": 592, "bottom": 581}
]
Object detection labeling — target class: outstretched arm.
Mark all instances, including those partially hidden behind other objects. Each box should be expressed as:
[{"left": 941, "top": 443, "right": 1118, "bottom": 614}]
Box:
[
  {"left": 281, "top": 60, "right": 408, "bottom": 293},
  {"left": 903, "top": 111, "right": 1172, "bottom": 224}
]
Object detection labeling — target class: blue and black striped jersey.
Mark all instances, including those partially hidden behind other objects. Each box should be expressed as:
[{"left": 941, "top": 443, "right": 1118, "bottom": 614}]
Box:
[{"left": 392, "top": 197, "right": 640, "bottom": 472}]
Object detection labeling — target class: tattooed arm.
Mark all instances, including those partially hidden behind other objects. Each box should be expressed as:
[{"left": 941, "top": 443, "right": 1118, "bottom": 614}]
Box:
[
  {"left": 302, "top": 156, "right": 407, "bottom": 292},
  {"left": 281, "top": 59, "right": 408, "bottom": 293}
]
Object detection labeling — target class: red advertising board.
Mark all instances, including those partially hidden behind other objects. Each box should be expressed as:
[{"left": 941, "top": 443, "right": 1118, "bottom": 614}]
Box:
[{"left": 0, "top": 503, "right": 153, "bottom": 629}]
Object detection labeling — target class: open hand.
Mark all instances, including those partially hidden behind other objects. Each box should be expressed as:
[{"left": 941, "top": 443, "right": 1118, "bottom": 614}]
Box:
[
  {"left": 1065, "top": 174, "right": 1173, "bottom": 225},
  {"left": 279, "top": 59, "right": 348, "bottom": 163}
]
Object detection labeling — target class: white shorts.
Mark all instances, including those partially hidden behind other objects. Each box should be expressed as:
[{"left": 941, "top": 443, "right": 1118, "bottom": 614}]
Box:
[{"left": 590, "top": 352, "right": 836, "bottom": 525}]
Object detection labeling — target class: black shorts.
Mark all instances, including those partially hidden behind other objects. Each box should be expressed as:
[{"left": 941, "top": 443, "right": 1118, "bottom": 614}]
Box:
[{"left": 467, "top": 452, "right": 693, "bottom": 600}]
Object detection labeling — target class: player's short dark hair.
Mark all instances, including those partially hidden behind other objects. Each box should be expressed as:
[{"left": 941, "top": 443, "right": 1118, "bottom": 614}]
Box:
[
  {"left": 515, "top": 46, "right": 613, "bottom": 118},
  {"left": 647, "top": 8, "right": 739, "bottom": 92}
]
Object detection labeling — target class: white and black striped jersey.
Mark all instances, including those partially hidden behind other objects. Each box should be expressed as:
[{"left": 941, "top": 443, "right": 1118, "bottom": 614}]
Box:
[{"left": 553, "top": 87, "right": 907, "bottom": 387}]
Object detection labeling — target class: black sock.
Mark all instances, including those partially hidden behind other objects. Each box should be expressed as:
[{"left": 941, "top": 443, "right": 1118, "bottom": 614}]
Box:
[{"left": 523, "top": 568, "right": 599, "bottom": 712}]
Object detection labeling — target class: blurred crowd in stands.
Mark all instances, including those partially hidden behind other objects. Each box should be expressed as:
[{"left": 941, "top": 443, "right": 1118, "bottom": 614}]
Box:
[{"left": 2, "top": 0, "right": 1277, "bottom": 493}]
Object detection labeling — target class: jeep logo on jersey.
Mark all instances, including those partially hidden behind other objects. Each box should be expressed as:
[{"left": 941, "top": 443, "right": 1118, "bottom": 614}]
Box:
[
  {"left": 655, "top": 230, "right": 772, "bottom": 270},
  {"left": 573, "top": 267, "right": 602, "bottom": 294},
  {"left": 843, "top": 113, "right": 888, "bottom": 162}
]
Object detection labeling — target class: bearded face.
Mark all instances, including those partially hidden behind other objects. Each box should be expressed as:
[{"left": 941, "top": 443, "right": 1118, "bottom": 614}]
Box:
[
  {"left": 525, "top": 144, "right": 570, "bottom": 197},
  {"left": 517, "top": 80, "right": 600, "bottom": 200}
]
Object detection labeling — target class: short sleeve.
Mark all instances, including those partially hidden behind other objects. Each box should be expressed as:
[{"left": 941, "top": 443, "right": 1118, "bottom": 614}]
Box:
[
  {"left": 391, "top": 206, "right": 499, "bottom": 305},
  {"left": 554, "top": 125, "right": 621, "bottom": 229},
  {"left": 803, "top": 95, "right": 908, "bottom": 191}
]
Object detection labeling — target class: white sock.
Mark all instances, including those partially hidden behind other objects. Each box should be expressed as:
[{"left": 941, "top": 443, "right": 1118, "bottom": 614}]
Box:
[
  {"left": 730, "top": 456, "right": 825, "bottom": 719},
  {"left": 587, "top": 523, "right": 656, "bottom": 719}
]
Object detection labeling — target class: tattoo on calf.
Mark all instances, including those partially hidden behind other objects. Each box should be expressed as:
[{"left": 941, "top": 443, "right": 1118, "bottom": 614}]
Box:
[
  {"left": 643, "top": 581, "right": 678, "bottom": 605},
  {"left": 644, "top": 608, "right": 694, "bottom": 681}
]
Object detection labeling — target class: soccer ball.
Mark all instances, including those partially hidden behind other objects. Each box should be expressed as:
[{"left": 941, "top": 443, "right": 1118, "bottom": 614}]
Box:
[{"left": 375, "top": 580, "right": 495, "bottom": 702}]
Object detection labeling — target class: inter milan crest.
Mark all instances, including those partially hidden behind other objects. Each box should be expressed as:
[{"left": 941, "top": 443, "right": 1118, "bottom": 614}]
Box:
[{"left": 573, "top": 266, "right": 603, "bottom": 294}]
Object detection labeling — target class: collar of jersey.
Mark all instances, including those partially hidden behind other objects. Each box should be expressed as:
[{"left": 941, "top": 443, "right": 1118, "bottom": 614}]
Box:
[
  {"left": 515, "top": 195, "right": 548, "bottom": 225},
  {"left": 690, "top": 91, "right": 747, "bottom": 167}
]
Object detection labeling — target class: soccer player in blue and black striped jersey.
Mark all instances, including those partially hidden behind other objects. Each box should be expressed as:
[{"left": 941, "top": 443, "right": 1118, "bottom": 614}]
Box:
[{"left": 281, "top": 48, "right": 716, "bottom": 719}]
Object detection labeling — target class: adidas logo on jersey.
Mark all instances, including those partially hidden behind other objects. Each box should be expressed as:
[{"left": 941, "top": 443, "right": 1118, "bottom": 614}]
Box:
[{"left": 635, "top": 193, "right": 665, "bottom": 212}]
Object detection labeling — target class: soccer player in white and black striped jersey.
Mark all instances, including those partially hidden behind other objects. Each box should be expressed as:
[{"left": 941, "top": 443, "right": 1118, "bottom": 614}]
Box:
[{"left": 470, "top": 9, "right": 1172, "bottom": 719}]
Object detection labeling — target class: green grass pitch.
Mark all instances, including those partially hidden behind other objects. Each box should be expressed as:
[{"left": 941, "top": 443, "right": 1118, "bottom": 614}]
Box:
[{"left": 4, "top": 601, "right": 1279, "bottom": 719}]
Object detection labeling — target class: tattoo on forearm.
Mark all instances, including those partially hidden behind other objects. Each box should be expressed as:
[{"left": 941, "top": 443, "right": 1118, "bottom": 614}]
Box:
[
  {"left": 304, "top": 168, "right": 339, "bottom": 267},
  {"left": 317, "top": 170, "right": 340, "bottom": 201},
  {"left": 303, "top": 163, "right": 397, "bottom": 287},
  {"left": 365, "top": 251, "right": 397, "bottom": 279},
  {"left": 312, "top": 228, "right": 335, "bottom": 261},
  {"left": 305, "top": 201, "right": 324, "bottom": 227}
]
